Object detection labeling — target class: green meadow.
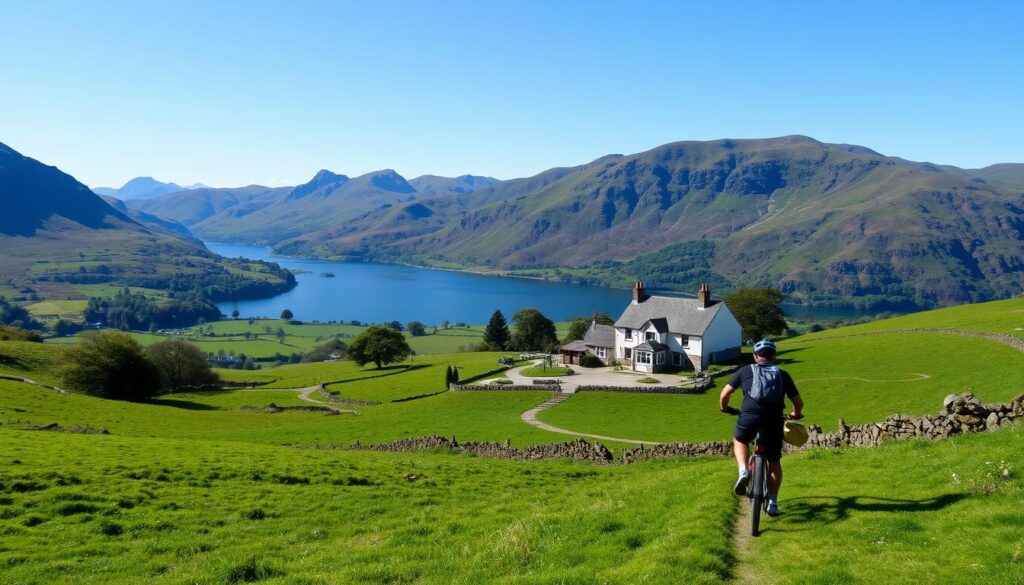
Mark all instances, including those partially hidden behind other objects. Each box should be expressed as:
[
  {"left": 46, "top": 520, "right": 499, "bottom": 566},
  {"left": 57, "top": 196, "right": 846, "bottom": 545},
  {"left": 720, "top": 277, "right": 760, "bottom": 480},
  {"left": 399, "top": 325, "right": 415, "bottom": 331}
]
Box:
[{"left": 1, "top": 296, "right": 1023, "bottom": 583}]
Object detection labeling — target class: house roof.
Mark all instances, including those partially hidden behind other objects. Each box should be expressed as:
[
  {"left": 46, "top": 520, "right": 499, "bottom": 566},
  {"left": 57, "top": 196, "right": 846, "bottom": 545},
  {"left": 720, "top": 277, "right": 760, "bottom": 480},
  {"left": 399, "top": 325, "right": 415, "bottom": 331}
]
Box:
[
  {"left": 633, "top": 340, "right": 669, "bottom": 352},
  {"left": 644, "top": 317, "right": 669, "bottom": 333},
  {"left": 583, "top": 322, "right": 615, "bottom": 348},
  {"left": 560, "top": 340, "right": 590, "bottom": 352},
  {"left": 615, "top": 295, "right": 724, "bottom": 335}
]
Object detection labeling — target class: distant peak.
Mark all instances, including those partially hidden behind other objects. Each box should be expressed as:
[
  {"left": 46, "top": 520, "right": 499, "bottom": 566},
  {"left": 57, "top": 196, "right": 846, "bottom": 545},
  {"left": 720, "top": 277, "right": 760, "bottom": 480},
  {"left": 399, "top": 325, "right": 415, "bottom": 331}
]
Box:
[
  {"left": 365, "top": 169, "right": 415, "bottom": 193},
  {"left": 288, "top": 169, "right": 349, "bottom": 199}
]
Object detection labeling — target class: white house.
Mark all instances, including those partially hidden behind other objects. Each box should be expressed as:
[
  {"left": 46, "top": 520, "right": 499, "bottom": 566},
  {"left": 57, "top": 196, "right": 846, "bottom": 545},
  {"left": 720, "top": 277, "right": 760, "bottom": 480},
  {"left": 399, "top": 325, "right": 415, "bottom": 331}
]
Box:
[{"left": 570, "top": 281, "right": 741, "bottom": 373}]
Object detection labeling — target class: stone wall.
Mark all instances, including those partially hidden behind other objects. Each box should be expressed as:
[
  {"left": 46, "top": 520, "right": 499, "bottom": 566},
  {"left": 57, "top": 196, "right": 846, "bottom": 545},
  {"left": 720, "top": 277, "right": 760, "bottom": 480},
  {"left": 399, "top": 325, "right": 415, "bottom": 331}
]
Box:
[
  {"left": 319, "top": 385, "right": 381, "bottom": 406},
  {"left": 345, "top": 436, "right": 613, "bottom": 463},
  {"left": 622, "top": 392, "right": 1024, "bottom": 463},
  {"left": 576, "top": 383, "right": 709, "bottom": 394},
  {"left": 451, "top": 384, "right": 560, "bottom": 391},
  {"left": 240, "top": 402, "right": 339, "bottom": 414}
]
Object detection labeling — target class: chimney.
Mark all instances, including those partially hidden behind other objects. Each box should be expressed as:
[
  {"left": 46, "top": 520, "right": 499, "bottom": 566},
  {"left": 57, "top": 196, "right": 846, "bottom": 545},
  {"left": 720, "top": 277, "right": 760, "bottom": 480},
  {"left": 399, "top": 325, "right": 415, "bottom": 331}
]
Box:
[
  {"left": 697, "top": 282, "right": 711, "bottom": 309},
  {"left": 632, "top": 281, "right": 647, "bottom": 304}
]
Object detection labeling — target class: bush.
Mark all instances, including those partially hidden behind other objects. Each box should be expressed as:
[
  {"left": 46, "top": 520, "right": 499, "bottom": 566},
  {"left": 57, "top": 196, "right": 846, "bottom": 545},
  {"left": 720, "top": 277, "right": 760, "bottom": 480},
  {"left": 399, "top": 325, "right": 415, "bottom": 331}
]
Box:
[
  {"left": 578, "top": 353, "right": 604, "bottom": 368},
  {"left": 147, "top": 339, "right": 220, "bottom": 391},
  {"left": 61, "top": 331, "right": 163, "bottom": 400}
]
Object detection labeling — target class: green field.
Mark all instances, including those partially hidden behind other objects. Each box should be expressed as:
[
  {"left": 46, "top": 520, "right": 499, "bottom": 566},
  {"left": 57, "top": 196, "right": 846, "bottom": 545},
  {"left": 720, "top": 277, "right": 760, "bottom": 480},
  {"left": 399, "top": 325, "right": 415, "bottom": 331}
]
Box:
[
  {"left": 44, "top": 322, "right": 506, "bottom": 358},
  {"left": 2, "top": 296, "right": 1024, "bottom": 583},
  {"left": 539, "top": 319, "right": 1024, "bottom": 444}
]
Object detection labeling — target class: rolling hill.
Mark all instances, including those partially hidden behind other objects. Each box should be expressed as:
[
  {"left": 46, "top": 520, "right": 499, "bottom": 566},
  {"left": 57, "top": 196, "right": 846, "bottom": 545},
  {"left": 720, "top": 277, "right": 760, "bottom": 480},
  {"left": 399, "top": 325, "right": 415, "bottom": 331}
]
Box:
[
  {"left": 0, "top": 141, "right": 295, "bottom": 307},
  {"left": 253, "top": 137, "right": 1024, "bottom": 310}
]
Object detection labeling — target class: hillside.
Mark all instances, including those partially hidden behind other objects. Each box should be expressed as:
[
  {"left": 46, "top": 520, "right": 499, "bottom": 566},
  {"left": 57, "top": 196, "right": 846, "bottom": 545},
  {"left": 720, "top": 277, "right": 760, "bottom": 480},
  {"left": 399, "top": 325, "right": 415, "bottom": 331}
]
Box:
[
  {"left": 0, "top": 141, "right": 296, "bottom": 310},
  {"left": 266, "top": 137, "right": 1024, "bottom": 310}
]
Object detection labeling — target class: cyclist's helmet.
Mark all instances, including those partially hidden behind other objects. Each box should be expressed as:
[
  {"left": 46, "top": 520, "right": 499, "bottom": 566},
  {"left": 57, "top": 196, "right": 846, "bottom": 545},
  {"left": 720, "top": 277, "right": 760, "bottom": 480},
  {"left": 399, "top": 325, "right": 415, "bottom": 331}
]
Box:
[{"left": 752, "top": 339, "right": 777, "bottom": 356}]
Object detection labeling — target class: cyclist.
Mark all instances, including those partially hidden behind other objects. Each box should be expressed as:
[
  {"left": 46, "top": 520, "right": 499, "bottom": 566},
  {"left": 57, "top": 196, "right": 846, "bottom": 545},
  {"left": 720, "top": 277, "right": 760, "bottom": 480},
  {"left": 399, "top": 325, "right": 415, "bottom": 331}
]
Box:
[{"left": 719, "top": 339, "right": 803, "bottom": 517}]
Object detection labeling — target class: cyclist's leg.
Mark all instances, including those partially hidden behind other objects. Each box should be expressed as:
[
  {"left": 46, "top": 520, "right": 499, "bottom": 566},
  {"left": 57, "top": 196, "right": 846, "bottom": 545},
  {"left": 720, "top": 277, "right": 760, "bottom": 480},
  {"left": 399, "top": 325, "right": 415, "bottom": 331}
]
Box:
[
  {"left": 762, "top": 414, "right": 785, "bottom": 514},
  {"left": 732, "top": 413, "right": 759, "bottom": 494}
]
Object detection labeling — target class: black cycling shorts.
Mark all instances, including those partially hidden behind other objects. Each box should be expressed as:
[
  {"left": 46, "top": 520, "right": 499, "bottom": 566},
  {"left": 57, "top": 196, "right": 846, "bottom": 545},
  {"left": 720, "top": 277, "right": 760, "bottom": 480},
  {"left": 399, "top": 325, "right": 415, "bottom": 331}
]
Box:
[{"left": 734, "top": 411, "right": 785, "bottom": 462}]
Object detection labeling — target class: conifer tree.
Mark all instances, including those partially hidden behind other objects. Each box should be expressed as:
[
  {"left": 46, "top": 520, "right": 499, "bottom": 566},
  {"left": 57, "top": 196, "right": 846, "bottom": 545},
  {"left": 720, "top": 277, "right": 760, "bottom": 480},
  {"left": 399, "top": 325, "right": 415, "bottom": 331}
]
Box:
[{"left": 483, "top": 309, "right": 511, "bottom": 350}]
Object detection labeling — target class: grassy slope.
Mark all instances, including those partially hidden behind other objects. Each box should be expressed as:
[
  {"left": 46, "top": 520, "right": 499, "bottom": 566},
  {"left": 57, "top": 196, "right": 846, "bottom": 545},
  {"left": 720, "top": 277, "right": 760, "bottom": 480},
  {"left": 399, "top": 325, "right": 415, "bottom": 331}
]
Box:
[
  {"left": 539, "top": 300, "right": 1024, "bottom": 443},
  {"left": 749, "top": 424, "right": 1024, "bottom": 584},
  {"left": 0, "top": 430, "right": 736, "bottom": 585}
]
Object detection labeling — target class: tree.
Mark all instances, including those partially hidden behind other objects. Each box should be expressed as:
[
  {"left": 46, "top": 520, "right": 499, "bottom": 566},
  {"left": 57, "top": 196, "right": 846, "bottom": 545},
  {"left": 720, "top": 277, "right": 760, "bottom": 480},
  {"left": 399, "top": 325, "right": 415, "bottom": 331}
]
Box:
[
  {"left": 231, "top": 309, "right": 240, "bottom": 319},
  {"left": 441, "top": 320, "right": 450, "bottom": 330},
  {"left": 483, "top": 310, "right": 511, "bottom": 350},
  {"left": 348, "top": 325, "right": 414, "bottom": 369},
  {"left": 723, "top": 287, "right": 788, "bottom": 343},
  {"left": 147, "top": 339, "right": 219, "bottom": 391},
  {"left": 302, "top": 338, "right": 347, "bottom": 362},
  {"left": 407, "top": 321, "right": 426, "bottom": 337},
  {"left": 384, "top": 320, "right": 404, "bottom": 332},
  {"left": 510, "top": 308, "right": 557, "bottom": 352},
  {"left": 60, "top": 331, "right": 162, "bottom": 400},
  {"left": 280, "top": 309, "right": 294, "bottom": 321},
  {"left": 276, "top": 327, "right": 287, "bottom": 344}
]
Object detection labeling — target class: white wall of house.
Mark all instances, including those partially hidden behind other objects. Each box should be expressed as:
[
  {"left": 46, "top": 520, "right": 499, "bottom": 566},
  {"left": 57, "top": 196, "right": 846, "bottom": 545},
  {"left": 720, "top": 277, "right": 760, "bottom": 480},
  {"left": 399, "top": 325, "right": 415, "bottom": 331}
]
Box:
[{"left": 701, "top": 309, "right": 742, "bottom": 366}]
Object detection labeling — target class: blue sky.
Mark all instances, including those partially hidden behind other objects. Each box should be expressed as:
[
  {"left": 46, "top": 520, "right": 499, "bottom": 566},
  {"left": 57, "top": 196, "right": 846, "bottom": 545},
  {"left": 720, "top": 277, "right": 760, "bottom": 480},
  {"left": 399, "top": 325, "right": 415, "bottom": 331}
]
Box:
[{"left": 1, "top": 1, "right": 1021, "bottom": 188}]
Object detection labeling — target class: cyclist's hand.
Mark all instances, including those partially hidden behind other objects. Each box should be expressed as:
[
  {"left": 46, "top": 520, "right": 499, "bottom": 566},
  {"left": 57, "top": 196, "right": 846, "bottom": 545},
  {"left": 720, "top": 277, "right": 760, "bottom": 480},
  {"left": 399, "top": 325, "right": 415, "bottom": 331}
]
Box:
[
  {"left": 787, "top": 412, "right": 803, "bottom": 420},
  {"left": 721, "top": 406, "right": 740, "bottom": 416}
]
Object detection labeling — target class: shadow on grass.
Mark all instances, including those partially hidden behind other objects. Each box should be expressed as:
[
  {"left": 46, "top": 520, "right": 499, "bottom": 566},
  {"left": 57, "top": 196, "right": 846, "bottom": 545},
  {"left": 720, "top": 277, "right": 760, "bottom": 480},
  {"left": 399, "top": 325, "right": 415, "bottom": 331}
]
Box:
[
  {"left": 326, "top": 364, "right": 429, "bottom": 386},
  {"left": 765, "top": 493, "right": 967, "bottom": 533},
  {"left": 147, "top": 398, "right": 221, "bottom": 411}
]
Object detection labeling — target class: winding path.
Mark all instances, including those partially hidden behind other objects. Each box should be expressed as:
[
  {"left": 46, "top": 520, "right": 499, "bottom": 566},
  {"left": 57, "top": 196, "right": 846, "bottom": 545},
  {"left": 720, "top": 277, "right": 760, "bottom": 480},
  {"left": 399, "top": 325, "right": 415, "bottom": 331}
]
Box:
[
  {"left": 520, "top": 392, "right": 663, "bottom": 446},
  {"left": 236, "top": 385, "right": 357, "bottom": 414}
]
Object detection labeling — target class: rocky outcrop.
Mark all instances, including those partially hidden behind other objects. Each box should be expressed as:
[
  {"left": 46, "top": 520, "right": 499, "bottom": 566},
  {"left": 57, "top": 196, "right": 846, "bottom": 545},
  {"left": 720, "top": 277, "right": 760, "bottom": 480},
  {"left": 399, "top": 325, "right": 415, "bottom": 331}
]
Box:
[
  {"left": 240, "top": 402, "right": 339, "bottom": 414},
  {"left": 319, "top": 386, "right": 381, "bottom": 406},
  {"left": 345, "top": 436, "right": 614, "bottom": 463}
]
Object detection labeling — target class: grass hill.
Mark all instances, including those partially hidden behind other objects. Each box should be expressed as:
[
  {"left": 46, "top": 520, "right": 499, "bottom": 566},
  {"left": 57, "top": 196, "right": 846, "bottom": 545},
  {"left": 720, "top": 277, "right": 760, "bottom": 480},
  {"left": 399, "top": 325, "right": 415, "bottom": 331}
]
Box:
[
  {"left": 0, "top": 141, "right": 295, "bottom": 313},
  {"left": 128, "top": 184, "right": 290, "bottom": 227},
  {"left": 0, "top": 293, "right": 1022, "bottom": 583}
]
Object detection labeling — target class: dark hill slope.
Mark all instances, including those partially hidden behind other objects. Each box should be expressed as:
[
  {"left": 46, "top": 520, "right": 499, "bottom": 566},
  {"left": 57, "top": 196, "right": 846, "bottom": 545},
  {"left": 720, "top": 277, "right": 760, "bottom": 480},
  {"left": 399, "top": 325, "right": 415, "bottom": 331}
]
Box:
[
  {"left": 969, "top": 163, "right": 1024, "bottom": 191},
  {"left": 0, "top": 142, "right": 295, "bottom": 305}
]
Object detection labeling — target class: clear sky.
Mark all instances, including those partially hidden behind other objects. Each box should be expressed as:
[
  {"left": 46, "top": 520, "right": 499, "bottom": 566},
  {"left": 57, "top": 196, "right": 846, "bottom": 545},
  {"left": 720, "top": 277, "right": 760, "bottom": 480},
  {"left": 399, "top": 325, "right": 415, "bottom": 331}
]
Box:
[{"left": 1, "top": 1, "right": 1021, "bottom": 188}]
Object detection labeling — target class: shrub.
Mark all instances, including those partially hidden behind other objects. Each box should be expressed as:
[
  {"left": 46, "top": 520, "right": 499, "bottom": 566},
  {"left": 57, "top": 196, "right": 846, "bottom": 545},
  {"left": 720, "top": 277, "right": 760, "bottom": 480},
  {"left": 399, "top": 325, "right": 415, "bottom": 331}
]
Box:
[
  {"left": 578, "top": 353, "right": 604, "bottom": 368},
  {"left": 61, "top": 331, "right": 163, "bottom": 400}
]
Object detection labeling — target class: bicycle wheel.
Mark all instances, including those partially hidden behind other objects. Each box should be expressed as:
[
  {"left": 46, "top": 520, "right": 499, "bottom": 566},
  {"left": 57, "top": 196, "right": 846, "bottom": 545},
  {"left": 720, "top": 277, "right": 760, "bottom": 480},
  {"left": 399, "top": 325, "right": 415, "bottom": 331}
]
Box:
[{"left": 750, "top": 455, "right": 764, "bottom": 537}]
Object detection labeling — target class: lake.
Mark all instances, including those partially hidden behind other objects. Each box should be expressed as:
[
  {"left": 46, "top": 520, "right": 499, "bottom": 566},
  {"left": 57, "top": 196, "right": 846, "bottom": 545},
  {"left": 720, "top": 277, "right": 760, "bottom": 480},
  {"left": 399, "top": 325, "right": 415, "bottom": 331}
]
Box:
[{"left": 207, "top": 243, "right": 877, "bottom": 324}]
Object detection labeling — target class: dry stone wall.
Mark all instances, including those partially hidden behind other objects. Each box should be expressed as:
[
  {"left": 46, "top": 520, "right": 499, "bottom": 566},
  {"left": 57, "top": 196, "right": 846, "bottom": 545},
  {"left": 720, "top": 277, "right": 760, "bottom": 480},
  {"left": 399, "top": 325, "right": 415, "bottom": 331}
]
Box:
[
  {"left": 451, "top": 384, "right": 559, "bottom": 391},
  {"left": 335, "top": 392, "right": 1022, "bottom": 464},
  {"left": 622, "top": 392, "right": 1024, "bottom": 463},
  {"left": 576, "top": 383, "right": 709, "bottom": 395},
  {"left": 346, "top": 436, "right": 614, "bottom": 463},
  {"left": 319, "top": 385, "right": 381, "bottom": 406},
  {"left": 240, "top": 402, "right": 339, "bottom": 414}
]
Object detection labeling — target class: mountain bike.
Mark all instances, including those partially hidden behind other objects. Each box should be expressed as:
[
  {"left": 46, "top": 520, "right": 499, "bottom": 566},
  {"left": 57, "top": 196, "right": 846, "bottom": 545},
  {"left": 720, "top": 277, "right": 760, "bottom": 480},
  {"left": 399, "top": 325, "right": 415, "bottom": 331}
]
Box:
[{"left": 724, "top": 409, "right": 803, "bottom": 537}]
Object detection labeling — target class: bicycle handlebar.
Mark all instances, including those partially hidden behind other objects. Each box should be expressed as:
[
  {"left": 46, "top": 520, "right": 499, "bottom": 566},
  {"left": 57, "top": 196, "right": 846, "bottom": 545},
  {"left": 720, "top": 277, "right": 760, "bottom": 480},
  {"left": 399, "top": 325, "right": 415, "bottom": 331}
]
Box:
[{"left": 720, "top": 408, "right": 805, "bottom": 420}]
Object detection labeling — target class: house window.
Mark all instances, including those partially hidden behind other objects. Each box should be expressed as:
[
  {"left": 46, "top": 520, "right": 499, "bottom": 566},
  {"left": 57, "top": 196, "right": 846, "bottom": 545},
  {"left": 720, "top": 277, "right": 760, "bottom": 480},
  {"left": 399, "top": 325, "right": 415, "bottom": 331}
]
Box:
[
  {"left": 680, "top": 335, "right": 689, "bottom": 347},
  {"left": 645, "top": 331, "right": 656, "bottom": 341},
  {"left": 656, "top": 352, "right": 665, "bottom": 365},
  {"left": 673, "top": 352, "right": 683, "bottom": 366},
  {"left": 624, "top": 329, "right": 632, "bottom": 340},
  {"left": 637, "top": 351, "right": 651, "bottom": 365},
  {"left": 595, "top": 347, "right": 607, "bottom": 359},
  {"left": 624, "top": 347, "right": 632, "bottom": 359}
]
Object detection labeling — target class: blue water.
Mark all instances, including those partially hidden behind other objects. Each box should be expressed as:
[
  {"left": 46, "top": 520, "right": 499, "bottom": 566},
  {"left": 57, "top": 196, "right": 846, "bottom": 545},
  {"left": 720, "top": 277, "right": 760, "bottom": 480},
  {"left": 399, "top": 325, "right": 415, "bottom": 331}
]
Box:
[{"left": 208, "top": 243, "right": 877, "bottom": 324}]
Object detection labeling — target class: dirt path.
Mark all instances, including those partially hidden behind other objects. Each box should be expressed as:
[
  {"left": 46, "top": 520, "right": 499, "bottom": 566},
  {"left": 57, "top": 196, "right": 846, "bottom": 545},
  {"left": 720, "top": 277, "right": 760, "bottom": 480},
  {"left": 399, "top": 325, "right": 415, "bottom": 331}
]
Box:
[
  {"left": 730, "top": 497, "right": 759, "bottom": 583},
  {"left": 519, "top": 393, "right": 663, "bottom": 446}
]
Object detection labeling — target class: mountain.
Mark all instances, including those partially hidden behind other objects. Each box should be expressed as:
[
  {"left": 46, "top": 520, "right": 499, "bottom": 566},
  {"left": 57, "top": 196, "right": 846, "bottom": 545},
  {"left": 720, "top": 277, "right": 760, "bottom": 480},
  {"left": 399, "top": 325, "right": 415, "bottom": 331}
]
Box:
[
  {"left": 128, "top": 184, "right": 289, "bottom": 227},
  {"left": 100, "top": 195, "right": 199, "bottom": 242},
  {"left": 969, "top": 164, "right": 1024, "bottom": 191},
  {"left": 265, "top": 136, "right": 1024, "bottom": 310},
  {"left": 191, "top": 169, "right": 423, "bottom": 245},
  {"left": 408, "top": 174, "right": 499, "bottom": 196},
  {"left": 92, "top": 176, "right": 185, "bottom": 200},
  {"left": 0, "top": 141, "right": 295, "bottom": 309}
]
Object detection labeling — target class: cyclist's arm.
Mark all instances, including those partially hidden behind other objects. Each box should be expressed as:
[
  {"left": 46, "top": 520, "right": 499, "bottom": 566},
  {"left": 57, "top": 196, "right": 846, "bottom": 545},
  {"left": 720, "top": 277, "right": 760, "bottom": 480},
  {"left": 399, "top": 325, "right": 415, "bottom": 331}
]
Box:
[
  {"left": 719, "top": 383, "right": 736, "bottom": 412},
  {"left": 790, "top": 394, "right": 804, "bottom": 419}
]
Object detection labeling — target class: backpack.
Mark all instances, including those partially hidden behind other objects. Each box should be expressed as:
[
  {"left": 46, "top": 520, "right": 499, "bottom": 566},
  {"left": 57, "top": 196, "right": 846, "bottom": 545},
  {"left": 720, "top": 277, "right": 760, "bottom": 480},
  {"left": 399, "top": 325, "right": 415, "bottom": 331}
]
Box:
[{"left": 749, "top": 363, "right": 784, "bottom": 405}]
